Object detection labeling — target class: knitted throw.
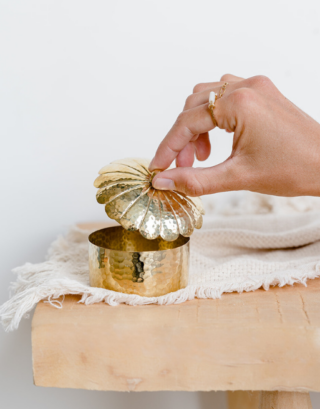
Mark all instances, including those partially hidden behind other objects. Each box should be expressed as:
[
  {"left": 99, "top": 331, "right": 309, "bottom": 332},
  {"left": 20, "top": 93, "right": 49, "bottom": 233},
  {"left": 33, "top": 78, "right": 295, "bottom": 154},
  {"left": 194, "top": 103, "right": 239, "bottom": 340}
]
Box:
[{"left": 1, "top": 193, "right": 320, "bottom": 332}]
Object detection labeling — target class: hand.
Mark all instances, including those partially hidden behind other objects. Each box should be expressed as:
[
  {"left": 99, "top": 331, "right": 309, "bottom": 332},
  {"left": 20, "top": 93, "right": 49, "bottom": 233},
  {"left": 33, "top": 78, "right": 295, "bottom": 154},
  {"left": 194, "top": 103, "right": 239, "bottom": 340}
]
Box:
[{"left": 149, "top": 74, "right": 320, "bottom": 197}]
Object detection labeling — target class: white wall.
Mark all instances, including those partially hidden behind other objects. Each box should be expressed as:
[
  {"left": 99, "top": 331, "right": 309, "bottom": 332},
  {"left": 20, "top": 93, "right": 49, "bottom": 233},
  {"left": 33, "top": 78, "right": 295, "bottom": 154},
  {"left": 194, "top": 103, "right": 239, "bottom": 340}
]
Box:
[{"left": 0, "top": 1, "right": 320, "bottom": 407}]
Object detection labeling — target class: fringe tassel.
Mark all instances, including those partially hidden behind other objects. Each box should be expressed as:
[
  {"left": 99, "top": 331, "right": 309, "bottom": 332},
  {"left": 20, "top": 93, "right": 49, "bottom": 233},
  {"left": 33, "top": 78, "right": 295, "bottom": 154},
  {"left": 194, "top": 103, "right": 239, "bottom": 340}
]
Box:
[{"left": 1, "top": 221, "right": 320, "bottom": 332}]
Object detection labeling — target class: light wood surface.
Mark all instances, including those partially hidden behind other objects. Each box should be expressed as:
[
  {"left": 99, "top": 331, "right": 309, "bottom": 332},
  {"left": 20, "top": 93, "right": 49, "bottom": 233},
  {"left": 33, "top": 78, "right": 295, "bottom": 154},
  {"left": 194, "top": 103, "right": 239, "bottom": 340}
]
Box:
[{"left": 32, "top": 222, "right": 320, "bottom": 394}]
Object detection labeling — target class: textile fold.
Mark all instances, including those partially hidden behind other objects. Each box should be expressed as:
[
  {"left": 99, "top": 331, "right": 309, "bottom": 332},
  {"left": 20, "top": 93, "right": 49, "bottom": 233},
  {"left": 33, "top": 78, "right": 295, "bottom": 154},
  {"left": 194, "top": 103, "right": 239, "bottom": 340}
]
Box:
[{"left": 1, "top": 193, "right": 320, "bottom": 332}]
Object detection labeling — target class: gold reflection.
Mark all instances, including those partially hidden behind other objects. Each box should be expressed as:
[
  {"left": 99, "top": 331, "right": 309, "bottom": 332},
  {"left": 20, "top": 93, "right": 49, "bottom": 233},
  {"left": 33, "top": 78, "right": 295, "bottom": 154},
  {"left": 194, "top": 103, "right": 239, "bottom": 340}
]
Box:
[
  {"left": 89, "top": 226, "right": 190, "bottom": 297},
  {"left": 93, "top": 158, "right": 205, "bottom": 241}
]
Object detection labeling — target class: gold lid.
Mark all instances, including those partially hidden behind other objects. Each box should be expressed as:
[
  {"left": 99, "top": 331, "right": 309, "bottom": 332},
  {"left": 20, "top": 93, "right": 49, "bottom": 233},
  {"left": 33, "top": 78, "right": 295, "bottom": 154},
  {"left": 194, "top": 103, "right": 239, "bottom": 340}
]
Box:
[{"left": 93, "top": 158, "right": 205, "bottom": 241}]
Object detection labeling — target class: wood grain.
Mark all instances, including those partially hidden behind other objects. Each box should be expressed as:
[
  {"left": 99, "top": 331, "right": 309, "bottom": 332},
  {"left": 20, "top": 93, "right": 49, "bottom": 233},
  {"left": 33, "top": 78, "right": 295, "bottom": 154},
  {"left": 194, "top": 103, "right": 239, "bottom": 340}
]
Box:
[{"left": 32, "top": 222, "right": 320, "bottom": 392}]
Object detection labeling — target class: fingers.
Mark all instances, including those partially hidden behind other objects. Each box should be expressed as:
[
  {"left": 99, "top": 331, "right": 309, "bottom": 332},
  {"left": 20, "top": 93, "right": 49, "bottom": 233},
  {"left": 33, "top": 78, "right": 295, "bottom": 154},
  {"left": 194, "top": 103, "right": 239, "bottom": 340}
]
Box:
[
  {"left": 175, "top": 133, "right": 211, "bottom": 168},
  {"left": 194, "top": 133, "right": 211, "bottom": 161},
  {"left": 152, "top": 158, "right": 244, "bottom": 196},
  {"left": 220, "top": 73, "right": 244, "bottom": 82},
  {"left": 176, "top": 142, "right": 195, "bottom": 167},
  {"left": 192, "top": 81, "right": 227, "bottom": 94},
  {"left": 149, "top": 86, "right": 250, "bottom": 172},
  {"left": 191, "top": 74, "right": 243, "bottom": 94},
  {"left": 149, "top": 73, "right": 255, "bottom": 172},
  {"left": 184, "top": 81, "right": 244, "bottom": 111},
  {"left": 184, "top": 87, "right": 218, "bottom": 111},
  {"left": 149, "top": 103, "right": 215, "bottom": 171}
]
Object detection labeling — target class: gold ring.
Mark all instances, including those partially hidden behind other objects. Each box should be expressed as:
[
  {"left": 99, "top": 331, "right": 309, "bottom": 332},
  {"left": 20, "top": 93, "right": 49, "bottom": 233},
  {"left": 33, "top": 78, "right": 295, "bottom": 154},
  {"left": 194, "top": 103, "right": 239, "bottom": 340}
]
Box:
[
  {"left": 208, "top": 82, "right": 229, "bottom": 126},
  {"left": 219, "top": 82, "right": 229, "bottom": 98}
]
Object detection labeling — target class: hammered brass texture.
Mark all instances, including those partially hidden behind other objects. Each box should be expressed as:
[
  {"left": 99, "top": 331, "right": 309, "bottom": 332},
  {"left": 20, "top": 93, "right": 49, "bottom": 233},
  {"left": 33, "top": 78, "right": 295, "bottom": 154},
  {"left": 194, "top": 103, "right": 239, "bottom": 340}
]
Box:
[
  {"left": 89, "top": 226, "right": 189, "bottom": 297},
  {"left": 93, "top": 158, "right": 205, "bottom": 241}
]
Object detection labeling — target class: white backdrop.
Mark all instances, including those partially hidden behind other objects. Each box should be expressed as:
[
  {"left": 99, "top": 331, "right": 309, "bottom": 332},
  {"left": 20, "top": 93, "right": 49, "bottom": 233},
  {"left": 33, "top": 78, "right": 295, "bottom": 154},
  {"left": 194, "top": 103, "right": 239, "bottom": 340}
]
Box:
[{"left": 1, "top": 0, "right": 320, "bottom": 408}]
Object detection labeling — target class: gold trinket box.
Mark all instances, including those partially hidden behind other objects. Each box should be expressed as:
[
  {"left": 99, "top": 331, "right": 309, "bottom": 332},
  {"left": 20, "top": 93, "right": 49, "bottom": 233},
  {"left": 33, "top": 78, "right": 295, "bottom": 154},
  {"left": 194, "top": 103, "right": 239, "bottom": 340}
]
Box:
[
  {"left": 89, "top": 226, "right": 189, "bottom": 297},
  {"left": 89, "top": 158, "right": 205, "bottom": 297}
]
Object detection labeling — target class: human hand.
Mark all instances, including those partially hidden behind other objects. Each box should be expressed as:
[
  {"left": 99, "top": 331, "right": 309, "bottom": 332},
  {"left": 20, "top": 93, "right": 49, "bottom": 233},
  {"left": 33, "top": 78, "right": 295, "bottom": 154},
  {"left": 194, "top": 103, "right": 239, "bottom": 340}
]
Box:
[{"left": 149, "top": 74, "right": 320, "bottom": 197}]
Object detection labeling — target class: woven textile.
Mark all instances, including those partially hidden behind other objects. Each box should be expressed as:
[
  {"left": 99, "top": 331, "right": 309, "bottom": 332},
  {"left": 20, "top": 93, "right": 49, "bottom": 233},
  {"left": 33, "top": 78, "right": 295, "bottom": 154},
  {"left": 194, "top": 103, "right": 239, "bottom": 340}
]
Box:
[{"left": 1, "top": 193, "right": 320, "bottom": 331}]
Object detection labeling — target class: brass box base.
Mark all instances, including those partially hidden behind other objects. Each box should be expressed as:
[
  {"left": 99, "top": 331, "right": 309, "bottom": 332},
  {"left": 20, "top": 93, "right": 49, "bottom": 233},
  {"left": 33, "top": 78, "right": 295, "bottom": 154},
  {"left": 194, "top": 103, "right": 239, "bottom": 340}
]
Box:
[{"left": 89, "top": 226, "right": 189, "bottom": 297}]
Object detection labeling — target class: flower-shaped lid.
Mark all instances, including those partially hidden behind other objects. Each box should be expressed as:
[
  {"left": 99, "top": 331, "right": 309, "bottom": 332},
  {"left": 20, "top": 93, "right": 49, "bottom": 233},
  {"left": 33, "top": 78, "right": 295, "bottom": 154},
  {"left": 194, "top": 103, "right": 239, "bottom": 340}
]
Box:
[{"left": 93, "top": 158, "right": 205, "bottom": 241}]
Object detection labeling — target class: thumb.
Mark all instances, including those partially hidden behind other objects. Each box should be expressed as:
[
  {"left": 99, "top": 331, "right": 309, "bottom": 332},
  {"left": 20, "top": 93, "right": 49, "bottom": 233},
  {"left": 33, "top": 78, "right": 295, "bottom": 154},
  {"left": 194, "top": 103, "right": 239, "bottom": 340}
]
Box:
[{"left": 152, "top": 159, "right": 244, "bottom": 197}]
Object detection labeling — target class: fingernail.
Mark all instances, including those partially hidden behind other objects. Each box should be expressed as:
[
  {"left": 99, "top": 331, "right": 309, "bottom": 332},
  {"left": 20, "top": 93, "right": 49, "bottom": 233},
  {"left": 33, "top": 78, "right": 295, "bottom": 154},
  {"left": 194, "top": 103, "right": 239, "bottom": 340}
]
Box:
[{"left": 153, "top": 178, "right": 176, "bottom": 191}]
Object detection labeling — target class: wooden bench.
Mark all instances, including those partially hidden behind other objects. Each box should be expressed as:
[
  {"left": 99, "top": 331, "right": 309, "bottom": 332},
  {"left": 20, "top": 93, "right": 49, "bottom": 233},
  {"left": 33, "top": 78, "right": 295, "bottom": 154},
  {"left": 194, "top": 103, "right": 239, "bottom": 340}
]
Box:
[{"left": 31, "top": 223, "right": 319, "bottom": 408}]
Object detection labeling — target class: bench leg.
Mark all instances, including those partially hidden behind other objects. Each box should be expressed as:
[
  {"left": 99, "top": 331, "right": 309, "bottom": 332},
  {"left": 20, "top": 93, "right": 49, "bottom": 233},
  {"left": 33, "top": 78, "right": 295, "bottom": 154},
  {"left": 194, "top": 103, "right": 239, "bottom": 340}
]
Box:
[
  {"left": 227, "top": 391, "right": 312, "bottom": 409},
  {"left": 260, "top": 392, "right": 312, "bottom": 409},
  {"left": 227, "top": 391, "right": 261, "bottom": 409}
]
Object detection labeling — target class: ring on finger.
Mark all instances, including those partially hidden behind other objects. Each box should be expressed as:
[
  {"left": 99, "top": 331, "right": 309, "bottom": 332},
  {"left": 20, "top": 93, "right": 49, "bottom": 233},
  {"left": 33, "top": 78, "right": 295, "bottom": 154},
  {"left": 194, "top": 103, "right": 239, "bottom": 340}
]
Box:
[{"left": 208, "top": 82, "right": 229, "bottom": 126}]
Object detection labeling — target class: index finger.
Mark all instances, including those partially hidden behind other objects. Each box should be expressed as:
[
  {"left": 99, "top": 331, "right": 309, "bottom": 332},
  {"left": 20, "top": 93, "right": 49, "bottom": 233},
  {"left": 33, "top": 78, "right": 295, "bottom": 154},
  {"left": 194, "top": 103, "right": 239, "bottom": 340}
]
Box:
[{"left": 149, "top": 103, "right": 214, "bottom": 172}]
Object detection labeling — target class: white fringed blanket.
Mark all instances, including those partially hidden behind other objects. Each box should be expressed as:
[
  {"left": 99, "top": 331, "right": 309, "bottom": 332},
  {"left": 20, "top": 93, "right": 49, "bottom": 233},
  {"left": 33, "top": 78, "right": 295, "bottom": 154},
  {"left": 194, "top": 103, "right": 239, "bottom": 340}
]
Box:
[{"left": 1, "top": 193, "right": 320, "bottom": 332}]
